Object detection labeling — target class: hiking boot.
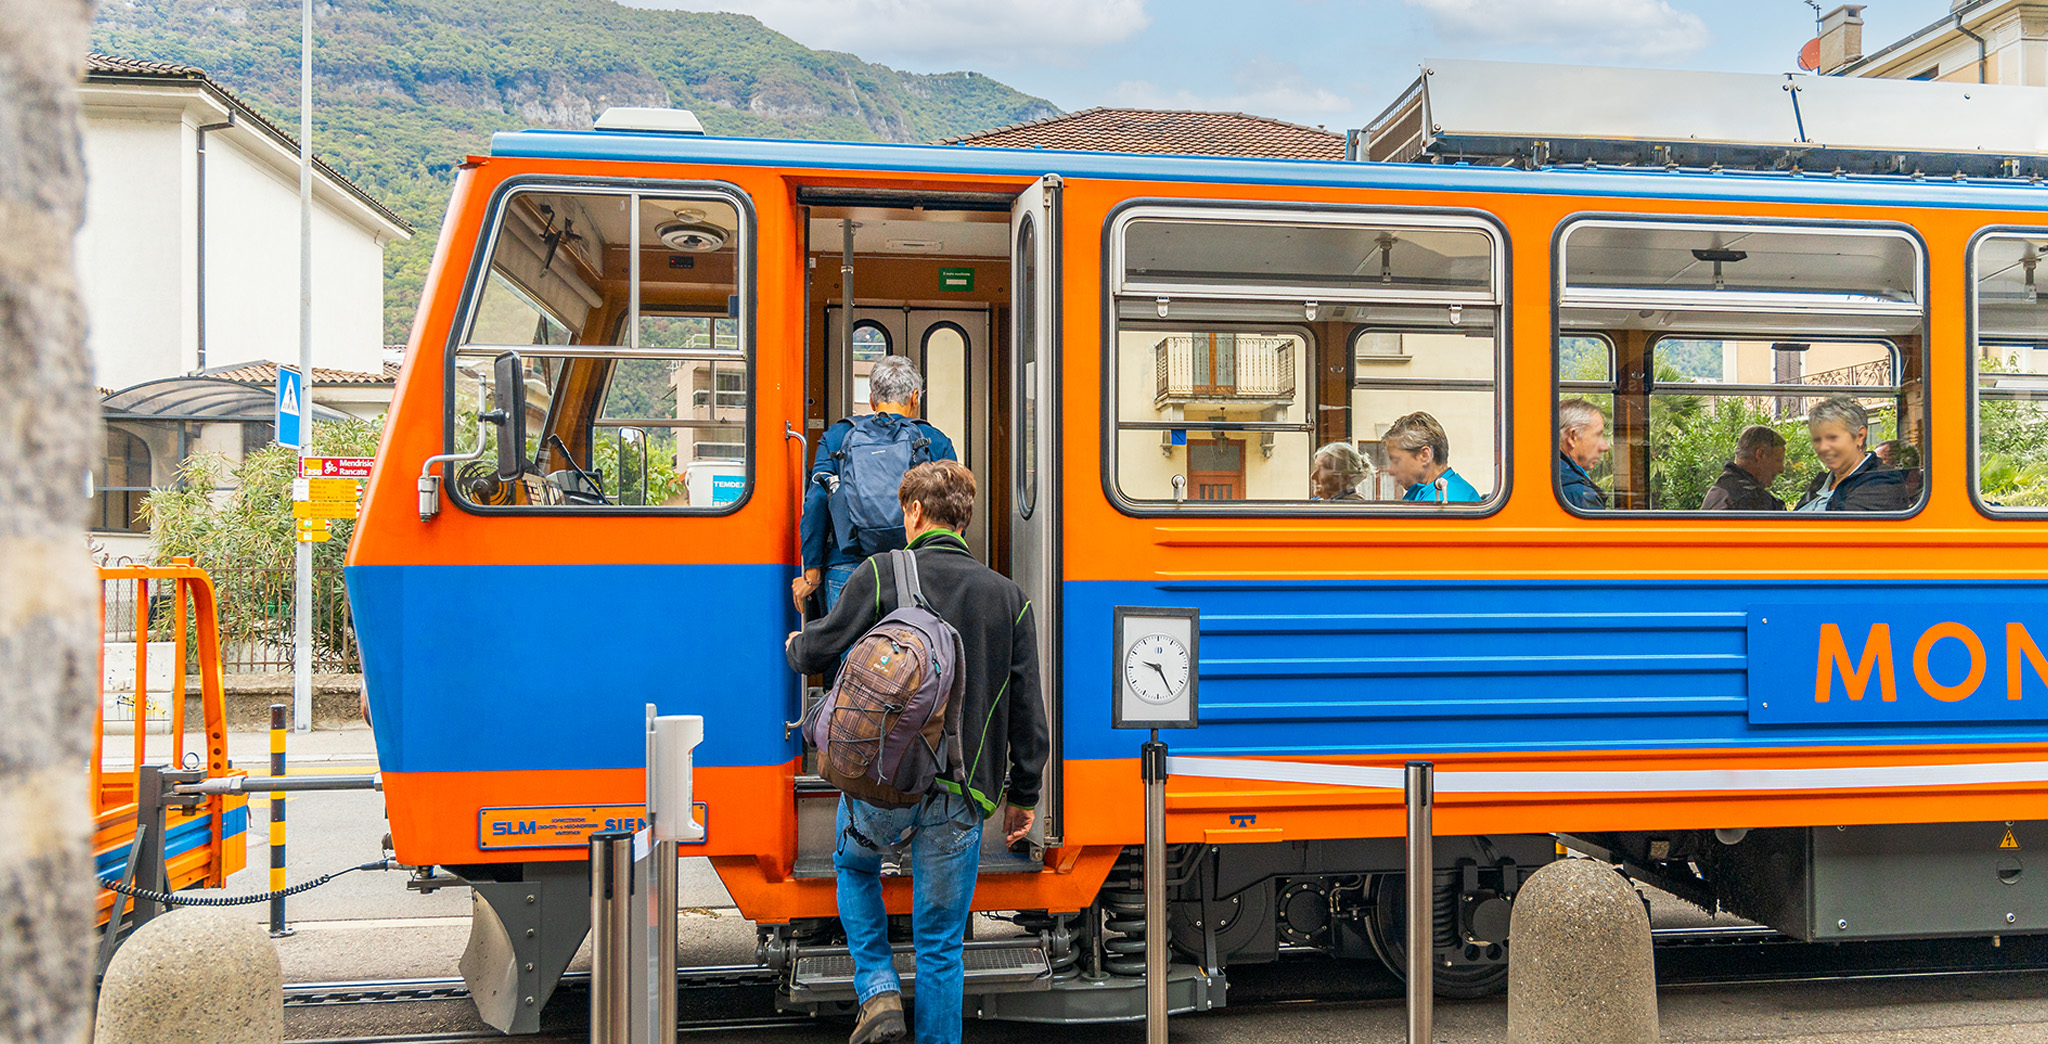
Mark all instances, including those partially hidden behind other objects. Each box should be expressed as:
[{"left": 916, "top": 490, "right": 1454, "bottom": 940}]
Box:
[{"left": 849, "top": 990, "right": 905, "bottom": 1044}]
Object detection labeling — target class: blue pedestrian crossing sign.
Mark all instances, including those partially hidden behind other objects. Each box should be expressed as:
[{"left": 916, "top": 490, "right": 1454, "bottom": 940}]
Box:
[{"left": 276, "top": 365, "right": 305, "bottom": 449}]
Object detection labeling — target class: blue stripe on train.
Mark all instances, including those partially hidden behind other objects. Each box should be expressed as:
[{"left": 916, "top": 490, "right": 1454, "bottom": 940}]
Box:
[
  {"left": 344, "top": 564, "right": 799, "bottom": 774},
  {"left": 1060, "top": 579, "right": 2048, "bottom": 761},
  {"left": 98, "top": 805, "right": 248, "bottom": 881},
  {"left": 349, "top": 566, "right": 2048, "bottom": 776}
]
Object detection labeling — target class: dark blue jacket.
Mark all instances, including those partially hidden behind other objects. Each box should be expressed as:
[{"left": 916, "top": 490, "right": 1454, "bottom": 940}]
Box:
[
  {"left": 799, "top": 415, "right": 957, "bottom": 570},
  {"left": 1795, "top": 453, "right": 1911, "bottom": 512},
  {"left": 1559, "top": 453, "right": 1607, "bottom": 510}
]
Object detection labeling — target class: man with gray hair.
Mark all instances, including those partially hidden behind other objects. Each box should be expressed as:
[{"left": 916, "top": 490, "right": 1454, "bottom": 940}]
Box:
[
  {"left": 1701, "top": 425, "right": 1789, "bottom": 511},
  {"left": 795, "top": 355, "right": 957, "bottom": 612},
  {"left": 1557, "top": 398, "right": 1612, "bottom": 510}
]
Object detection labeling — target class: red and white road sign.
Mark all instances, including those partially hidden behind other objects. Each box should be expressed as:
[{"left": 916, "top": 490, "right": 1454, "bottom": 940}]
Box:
[{"left": 301, "top": 456, "right": 375, "bottom": 479}]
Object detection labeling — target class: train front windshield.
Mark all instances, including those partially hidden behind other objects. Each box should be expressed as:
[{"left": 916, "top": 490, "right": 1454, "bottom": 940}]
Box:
[{"left": 453, "top": 185, "right": 750, "bottom": 512}]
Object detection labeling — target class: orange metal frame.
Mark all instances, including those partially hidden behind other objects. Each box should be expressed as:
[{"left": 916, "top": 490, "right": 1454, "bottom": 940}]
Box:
[{"left": 94, "top": 561, "right": 246, "bottom": 926}]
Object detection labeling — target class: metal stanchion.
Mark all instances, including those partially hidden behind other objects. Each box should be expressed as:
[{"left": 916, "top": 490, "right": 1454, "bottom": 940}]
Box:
[
  {"left": 1405, "top": 761, "right": 1434, "bottom": 1044},
  {"left": 639, "top": 709, "right": 702, "bottom": 1044},
  {"left": 589, "top": 829, "right": 634, "bottom": 1044},
  {"left": 268, "top": 703, "right": 292, "bottom": 937},
  {"left": 1143, "top": 731, "right": 1169, "bottom": 1044}
]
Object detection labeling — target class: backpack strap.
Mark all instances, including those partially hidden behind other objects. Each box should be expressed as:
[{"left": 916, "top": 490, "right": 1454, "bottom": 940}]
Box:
[{"left": 890, "top": 548, "right": 932, "bottom": 613}]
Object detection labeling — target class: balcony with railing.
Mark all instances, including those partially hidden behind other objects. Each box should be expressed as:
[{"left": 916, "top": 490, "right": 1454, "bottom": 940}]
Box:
[{"left": 1153, "top": 334, "right": 1297, "bottom": 406}]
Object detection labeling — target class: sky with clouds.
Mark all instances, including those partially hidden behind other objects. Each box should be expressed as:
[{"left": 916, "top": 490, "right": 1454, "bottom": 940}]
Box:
[{"left": 620, "top": 0, "right": 1960, "bottom": 134}]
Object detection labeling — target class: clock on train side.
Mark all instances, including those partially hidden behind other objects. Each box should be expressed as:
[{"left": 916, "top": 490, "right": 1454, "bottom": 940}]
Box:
[{"left": 1112, "top": 606, "right": 1200, "bottom": 729}]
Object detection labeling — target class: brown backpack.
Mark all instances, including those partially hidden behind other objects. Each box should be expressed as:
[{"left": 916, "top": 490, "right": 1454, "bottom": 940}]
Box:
[{"left": 804, "top": 550, "right": 964, "bottom": 809}]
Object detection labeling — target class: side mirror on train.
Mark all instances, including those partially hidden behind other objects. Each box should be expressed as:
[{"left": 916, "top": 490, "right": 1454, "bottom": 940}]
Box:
[{"left": 488, "top": 350, "right": 528, "bottom": 481}]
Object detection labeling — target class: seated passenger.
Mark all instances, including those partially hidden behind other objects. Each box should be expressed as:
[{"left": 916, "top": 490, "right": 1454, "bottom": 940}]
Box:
[
  {"left": 1557, "top": 398, "right": 1612, "bottom": 510},
  {"left": 1310, "top": 442, "right": 1369, "bottom": 502},
  {"left": 1382, "top": 411, "right": 1480, "bottom": 503},
  {"left": 1700, "top": 425, "right": 1787, "bottom": 511},
  {"left": 1794, "top": 396, "right": 1910, "bottom": 512}
]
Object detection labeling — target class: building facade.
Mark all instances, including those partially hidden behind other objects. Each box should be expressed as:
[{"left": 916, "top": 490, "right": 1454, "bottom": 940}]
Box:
[{"left": 79, "top": 54, "right": 410, "bottom": 555}]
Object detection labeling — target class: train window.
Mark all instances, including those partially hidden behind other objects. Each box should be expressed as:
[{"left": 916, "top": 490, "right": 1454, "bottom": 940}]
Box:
[
  {"left": 1108, "top": 207, "right": 1504, "bottom": 510},
  {"left": 1556, "top": 219, "right": 1926, "bottom": 515},
  {"left": 451, "top": 185, "right": 750, "bottom": 512},
  {"left": 1971, "top": 232, "right": 2048, "bottom": 513}
]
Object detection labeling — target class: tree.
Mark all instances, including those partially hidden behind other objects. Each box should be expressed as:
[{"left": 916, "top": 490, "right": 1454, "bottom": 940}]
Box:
[
  {"left": 141, "top": 417, "right": 384, "bottom": 668},
  {"left": 0, "top": 3, "right": 99, "bottom": 1040}
]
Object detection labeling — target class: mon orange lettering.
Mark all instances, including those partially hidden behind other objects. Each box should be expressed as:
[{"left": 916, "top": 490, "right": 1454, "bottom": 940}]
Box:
[
  {"left": 1814, "top": 623, "right": 1895, "bottom": 703},
  {"left": 1912, "top": 622, "right": 1985, "bottom": 703},
  {"left": 2010, "top": 622, "right": 2048, "bottom": 701}
]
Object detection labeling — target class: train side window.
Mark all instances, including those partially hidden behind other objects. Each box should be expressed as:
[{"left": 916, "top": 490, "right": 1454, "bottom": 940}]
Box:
[
  {"left": 1555, "top": 219, "right": 1926, "bottom": 515},
  {"left": 450, "top": 185, "right": 751, "bottom": 512},
  {"left": 1107, "top": 206, "right": 1505, "bottom": 511},
  {"left": 1971, "top": 231, "right": 2048, "bottom": 513}
]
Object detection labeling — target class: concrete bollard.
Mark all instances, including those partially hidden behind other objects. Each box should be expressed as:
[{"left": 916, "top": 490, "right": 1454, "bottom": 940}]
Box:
[
  {"left": 95, "top": 907, "right": 284, "bottom": 1044},
  {"left": 1506, "top": 858, "right": 1657, "bottom": 1044}
]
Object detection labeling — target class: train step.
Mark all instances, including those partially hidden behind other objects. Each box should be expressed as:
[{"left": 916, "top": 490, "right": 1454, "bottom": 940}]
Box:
[{"left": 784, "top": 939, "right": 1051, "bottom": 1002}]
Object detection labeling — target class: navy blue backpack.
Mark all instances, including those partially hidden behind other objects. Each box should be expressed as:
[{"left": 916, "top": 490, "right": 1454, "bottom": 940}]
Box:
[{"left": 828, "top": 414, "right": 933, "bottom": 558}]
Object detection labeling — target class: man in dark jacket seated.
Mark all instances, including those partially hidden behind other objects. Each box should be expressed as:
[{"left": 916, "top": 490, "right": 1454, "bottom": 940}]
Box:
[
  {"left": 1700, "top": 425, "right": 1788, "bottom": 511},
  {"left": 1794, "top": 396, "right": 1912, "bottom": 513},
  {"left": 1557, "top": 397, "right": 1612, "bottom": 510}
]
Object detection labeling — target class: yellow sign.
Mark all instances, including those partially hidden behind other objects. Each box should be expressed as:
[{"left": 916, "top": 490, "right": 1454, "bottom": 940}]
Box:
[
  {"left": 297, "top": 529, "right": 332, "bottom": 544},
  {"left": 306, "top": 477, "right": 361, "bottom": 501},
  {"left": 297, "top": 518, "right": 328, "bottom": 531},
  {"left": 2002, "top": 829, "right": 2020, "bottom": 849},
  {"left": 292, "top": 500, "right": 358, "bottom": 520},
  {"left": 480, "top": 805, "right": 647, "bottom": 850}
]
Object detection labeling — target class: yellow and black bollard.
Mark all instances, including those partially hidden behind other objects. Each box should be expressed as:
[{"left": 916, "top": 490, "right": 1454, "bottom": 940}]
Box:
[{"left": 269, "top": 703, "right": 293, "bottom": 937}]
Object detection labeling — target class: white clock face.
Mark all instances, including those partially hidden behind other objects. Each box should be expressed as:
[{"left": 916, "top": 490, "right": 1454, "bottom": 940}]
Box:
[{"left": 1124, "top": 632, "right": 1191, "bottom": 705}]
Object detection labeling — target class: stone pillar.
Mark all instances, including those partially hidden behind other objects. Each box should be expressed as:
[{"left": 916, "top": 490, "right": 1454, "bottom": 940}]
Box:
[
  {"left": 95, "top": 908, "right": 284, "bottom": 1044},
  {"left": 1506, "top": 858, "right": 1658, "bottom": 1044},
  {"left": 0, "top": 1, "right": 100, "bottom": 1040}
]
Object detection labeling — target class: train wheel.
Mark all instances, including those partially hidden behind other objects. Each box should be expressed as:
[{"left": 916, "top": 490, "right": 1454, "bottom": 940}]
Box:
[
  {"left": 1362, "top": 873, "right": 1509, "bottom": 999},
  {"left": 1166, "top": 880, "right": 1273, "bottom": 963}
]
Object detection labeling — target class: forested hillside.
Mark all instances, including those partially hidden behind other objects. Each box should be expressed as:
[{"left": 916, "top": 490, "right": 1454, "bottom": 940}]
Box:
[{"left": 92, "top": 0, "right": 1058, "bottom": 343}]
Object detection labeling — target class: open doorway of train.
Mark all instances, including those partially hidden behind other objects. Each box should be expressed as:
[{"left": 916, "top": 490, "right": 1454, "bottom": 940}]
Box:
[
  {"left": 789, "top": 185, "right": 1064, "bottom": 882},
  {"left": 801, "top": 190, "right": 1014, "bottom": 566}
]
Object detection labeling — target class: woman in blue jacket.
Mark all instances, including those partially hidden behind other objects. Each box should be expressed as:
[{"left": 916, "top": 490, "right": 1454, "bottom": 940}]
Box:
[{"left": 1383, "top": 411, "right": 1481, "bottom": 503}]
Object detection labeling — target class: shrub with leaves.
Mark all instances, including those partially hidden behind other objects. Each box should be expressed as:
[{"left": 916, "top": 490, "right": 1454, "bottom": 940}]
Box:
[{"left": 140, "top": 417, "right": 384, "bottom": 668}]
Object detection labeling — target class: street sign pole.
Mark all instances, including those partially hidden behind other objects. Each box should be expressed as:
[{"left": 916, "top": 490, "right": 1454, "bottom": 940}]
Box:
[{"left": 293, "top": 0, "right": 315, "bottom": 733}]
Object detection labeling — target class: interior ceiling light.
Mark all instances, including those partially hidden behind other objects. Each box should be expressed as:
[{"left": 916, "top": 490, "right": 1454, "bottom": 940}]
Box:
[{"left": 657, "top": 209, "right": 727, "bottom": 252}]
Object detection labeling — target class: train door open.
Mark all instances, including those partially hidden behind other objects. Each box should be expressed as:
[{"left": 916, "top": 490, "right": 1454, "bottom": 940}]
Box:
[
  {"left": 1008, "top": 175, "right": 1062, "bottom": 846},
  {"left": 791, "top": 188, "right": 1049, "bottom": 875}
]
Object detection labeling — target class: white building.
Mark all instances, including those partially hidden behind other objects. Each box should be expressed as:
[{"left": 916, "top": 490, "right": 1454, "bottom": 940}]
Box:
[{"left": 78, "top": 53, "right": 410, "bottom": 555}]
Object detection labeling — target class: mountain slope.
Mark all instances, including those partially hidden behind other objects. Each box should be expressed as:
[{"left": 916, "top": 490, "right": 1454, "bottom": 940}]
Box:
[{"left": 92, "top": 0, "right": 1058, "bottom": 343}]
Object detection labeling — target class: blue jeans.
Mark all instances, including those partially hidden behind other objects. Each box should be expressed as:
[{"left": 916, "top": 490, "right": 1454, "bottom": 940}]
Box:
[
  {"left": 823, "top": 561, "right": 860, "bottom": 612},
  {"left": 834, "top": 791, "right": 983, "bottom": 1044}
]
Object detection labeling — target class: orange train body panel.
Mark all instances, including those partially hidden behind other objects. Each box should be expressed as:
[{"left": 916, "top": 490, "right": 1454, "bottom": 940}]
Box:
[{"left": 345, "top": 130, "right": 2048, "bottom": 931}]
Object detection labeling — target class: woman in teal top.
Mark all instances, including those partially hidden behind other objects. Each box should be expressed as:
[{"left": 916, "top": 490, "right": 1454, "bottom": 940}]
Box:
[{"left": 1383, "top": 411, "right": 1481, "bottom": 504}]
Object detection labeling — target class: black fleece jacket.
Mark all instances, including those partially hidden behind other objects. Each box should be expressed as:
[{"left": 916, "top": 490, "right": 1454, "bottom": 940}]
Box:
[{"left": 786, "top": 529, "right": 1048, "bottom": 816}]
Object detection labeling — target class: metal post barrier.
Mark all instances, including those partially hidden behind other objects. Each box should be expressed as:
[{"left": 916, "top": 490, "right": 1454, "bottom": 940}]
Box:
[
  {"left": 1143, "top": 732, "right": 1168, "bottom": 1044},
  {"left": 589, "top": 829, "right": 634, "bottom": 1044},
  {"left": 269, "top": 703, "right": 292, "bottom": 937},
  {"left": 642, "top": 708, "right": 704, "bottom": 1044},
  {"left": 1405, "top": 761, "right": 1434, "bottom": 1044}
]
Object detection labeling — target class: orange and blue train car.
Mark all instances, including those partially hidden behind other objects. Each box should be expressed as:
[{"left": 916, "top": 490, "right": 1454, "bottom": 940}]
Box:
[{"left": 346, "top": 110, "right": 2048, "bottom": 1028}]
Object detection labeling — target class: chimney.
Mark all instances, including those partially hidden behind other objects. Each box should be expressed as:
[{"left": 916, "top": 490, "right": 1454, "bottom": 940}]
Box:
[{"left": 1819, "top": 5, "right": 1867, "bottom": 73}]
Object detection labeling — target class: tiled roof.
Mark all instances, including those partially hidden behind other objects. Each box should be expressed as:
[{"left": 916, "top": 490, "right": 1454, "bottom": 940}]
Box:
[
  {"left": 941, "top": 107, "right": 1345, "bottom": 161},
  {"left": 202, "top": 360, "right": 397, "bottom": 385},
  {"left": 83, "top": 53, "right": 412, "bottom": 235}
]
